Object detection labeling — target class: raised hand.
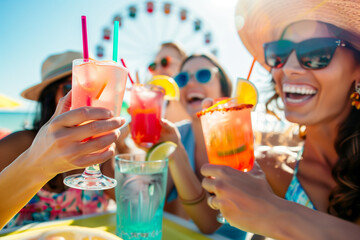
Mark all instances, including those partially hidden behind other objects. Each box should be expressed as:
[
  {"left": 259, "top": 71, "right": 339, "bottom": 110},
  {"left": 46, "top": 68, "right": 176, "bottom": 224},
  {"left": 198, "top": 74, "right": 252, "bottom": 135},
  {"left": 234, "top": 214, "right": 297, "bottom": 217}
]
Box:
[
  {"left": 201, "top": 163, "right": 275, "bottom": 234},
  {"left": 26, "top": 92, "right": 125, "bottom": 179}
]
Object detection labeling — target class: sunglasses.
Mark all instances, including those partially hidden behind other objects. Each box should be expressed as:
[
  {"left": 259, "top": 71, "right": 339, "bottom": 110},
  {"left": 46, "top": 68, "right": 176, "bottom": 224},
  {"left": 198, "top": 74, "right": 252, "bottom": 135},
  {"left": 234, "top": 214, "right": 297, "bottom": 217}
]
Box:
[
  {"left": 61, "top": 83, "right": 72, "bottom": 96},
  {"left": 174, "top": 68, "right": 218, "bottom": 88},
  {"left": 148, "top": 56, "right": 171, "bottom": 73},
  {"left": 264, "top": 38, "right": 350, "bottom": 70}
]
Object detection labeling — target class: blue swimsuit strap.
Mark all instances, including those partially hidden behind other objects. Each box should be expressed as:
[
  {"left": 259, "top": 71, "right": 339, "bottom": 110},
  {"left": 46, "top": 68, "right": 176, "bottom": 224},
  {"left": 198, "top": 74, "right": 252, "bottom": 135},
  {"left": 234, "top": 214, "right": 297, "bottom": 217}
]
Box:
[
  {"left": 286, "top": 146, "right": 316, "bottom": 210},
  {"left": 293, "top": 146, "right": 304, "bottom": 174}
]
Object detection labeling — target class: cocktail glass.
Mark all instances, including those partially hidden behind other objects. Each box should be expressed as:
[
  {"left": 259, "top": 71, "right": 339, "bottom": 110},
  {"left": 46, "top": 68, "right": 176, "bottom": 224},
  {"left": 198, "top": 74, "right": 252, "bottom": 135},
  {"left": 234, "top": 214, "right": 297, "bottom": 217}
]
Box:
[
  {"left": 63, "top": 58, "right": 128, "bottom": 190},
  {"left": 198, "top": 98, "right": 254, "bottom": 223},
  {"left": 129, "top": 84, "right": 165, "bottom": 148},
  {"left": 115, "top": 153, "right": 168, "bottom": 240}
]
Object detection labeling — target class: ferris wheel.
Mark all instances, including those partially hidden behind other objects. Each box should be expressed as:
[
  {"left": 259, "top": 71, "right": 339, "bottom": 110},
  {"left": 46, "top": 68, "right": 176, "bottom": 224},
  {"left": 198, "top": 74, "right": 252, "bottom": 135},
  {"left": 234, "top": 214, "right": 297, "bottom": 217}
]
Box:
[{"left": 95, "top": 0, "right": 219, "bottom": 82}]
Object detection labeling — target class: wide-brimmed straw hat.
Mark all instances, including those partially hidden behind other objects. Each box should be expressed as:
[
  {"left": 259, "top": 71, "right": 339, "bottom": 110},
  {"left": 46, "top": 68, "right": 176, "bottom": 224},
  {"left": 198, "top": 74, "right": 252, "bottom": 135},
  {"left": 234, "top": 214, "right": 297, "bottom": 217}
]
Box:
[
  {"left": 235, "top": 0, "right": 360, "bottom": 70},
  {"left": 21, "top": 51, "right": 82, "bottom": 101}
]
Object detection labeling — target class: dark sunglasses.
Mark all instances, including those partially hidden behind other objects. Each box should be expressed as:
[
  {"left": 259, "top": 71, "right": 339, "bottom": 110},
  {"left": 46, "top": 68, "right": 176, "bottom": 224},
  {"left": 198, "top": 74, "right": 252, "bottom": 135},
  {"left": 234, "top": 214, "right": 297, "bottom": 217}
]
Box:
[
  {"left": 174, "top": 68, "right": 218, "bottom": 88},
  {"left": 61, "top": 83, "right": 72, "bottom": 95},
  {"left": 148, "top": 56, "right": 171, "bottom": 72},
  {"left": 264, "top": 38, "right": 350, "bottom": 69}
]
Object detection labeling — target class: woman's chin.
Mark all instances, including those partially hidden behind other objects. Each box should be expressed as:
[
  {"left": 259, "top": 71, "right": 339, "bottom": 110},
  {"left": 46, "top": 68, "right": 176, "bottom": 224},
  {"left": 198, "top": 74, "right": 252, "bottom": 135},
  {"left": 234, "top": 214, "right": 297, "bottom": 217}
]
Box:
[{"left": 186, "top": 101, "right": 203, "bottom": 118}]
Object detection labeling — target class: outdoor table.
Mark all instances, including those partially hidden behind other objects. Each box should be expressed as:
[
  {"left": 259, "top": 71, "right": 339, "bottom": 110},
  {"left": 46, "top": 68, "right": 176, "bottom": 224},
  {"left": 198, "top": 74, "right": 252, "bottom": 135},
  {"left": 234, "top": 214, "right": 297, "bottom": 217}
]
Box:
[{"left": 0, "top": 211, "right": 230, "bottom": 240}]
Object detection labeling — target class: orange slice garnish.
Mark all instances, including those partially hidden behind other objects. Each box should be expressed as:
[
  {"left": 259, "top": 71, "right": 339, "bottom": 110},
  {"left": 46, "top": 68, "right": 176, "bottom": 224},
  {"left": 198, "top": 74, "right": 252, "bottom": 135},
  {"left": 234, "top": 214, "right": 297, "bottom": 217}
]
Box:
[{"left": 95, "top": 81, "right": 108, "bottom": 99}]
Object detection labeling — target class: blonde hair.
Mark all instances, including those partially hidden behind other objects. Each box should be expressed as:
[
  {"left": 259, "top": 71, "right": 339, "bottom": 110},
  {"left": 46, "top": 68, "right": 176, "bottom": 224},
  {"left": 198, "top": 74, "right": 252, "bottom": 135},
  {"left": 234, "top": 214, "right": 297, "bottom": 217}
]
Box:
[{"left": 160, "top": 42, "right": 187, "bottom": 60}]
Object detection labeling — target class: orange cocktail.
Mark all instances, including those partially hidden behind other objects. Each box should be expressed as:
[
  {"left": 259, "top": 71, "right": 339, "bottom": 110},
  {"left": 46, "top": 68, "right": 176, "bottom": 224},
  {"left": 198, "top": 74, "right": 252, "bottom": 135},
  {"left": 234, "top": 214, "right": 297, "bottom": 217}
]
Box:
[{"left": 197, "top": 101, "right": 254, "bottom": 172}]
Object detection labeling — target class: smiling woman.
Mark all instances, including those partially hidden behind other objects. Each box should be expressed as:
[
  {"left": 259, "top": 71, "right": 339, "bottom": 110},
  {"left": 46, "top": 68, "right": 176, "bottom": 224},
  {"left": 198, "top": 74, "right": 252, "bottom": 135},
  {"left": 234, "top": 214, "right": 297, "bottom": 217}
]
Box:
[
  {"left": 199, "top": 0, "right": 360, "bottom": 239},
  {"left": 175, "top": 54, "right": 232, "bottom": 116},
  {"left": 161, "top": 53, "right": 249, "bottom": 239}
]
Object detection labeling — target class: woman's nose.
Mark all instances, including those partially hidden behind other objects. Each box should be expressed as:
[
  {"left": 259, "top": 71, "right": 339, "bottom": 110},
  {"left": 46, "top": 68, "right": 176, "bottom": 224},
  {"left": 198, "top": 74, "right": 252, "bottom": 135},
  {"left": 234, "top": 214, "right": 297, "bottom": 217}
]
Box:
[
  {"left": 184, "top": 74, "right": 196, "bottom": 87},
  {"left": 282, "top": 51, "right": 306, "bottom": 77}
]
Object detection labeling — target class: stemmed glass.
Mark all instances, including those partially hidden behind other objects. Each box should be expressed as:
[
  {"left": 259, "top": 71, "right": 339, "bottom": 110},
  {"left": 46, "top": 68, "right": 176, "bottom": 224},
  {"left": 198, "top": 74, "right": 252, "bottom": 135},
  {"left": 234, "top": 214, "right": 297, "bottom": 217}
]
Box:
[
  {"left": 198, "top": 97, "right": 255, "bottom": 223},
  {"left": 63, "top": 58, "right": 128, "bottom": 190}
]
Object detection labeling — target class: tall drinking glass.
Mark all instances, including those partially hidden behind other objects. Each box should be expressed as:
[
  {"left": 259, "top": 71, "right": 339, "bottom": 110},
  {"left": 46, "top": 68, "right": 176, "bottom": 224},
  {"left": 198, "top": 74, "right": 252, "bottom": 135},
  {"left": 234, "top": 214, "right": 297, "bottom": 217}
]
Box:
[
  {"left": 64, "top": 58, "right": 128, "bottom": 190},
  {"left": 115, "top": 153, "right": 168, "bottom": 240},
  {"left": 129, "top": 84, "right": 165, "bottom": 148},
  {"left": 198, "top": 98, "right": 254, "bottom": 222}
]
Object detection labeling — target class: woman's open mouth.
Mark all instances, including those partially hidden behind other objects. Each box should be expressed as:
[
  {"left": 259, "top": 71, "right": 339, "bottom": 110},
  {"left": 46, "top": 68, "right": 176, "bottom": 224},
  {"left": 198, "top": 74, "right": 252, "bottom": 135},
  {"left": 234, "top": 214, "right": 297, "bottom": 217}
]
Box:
[
  {"left": 187, "top": 92, "right": 206, "bottom": 106},
  {"left": 283, "top": 83, "right": 317, "bottom": 104}
]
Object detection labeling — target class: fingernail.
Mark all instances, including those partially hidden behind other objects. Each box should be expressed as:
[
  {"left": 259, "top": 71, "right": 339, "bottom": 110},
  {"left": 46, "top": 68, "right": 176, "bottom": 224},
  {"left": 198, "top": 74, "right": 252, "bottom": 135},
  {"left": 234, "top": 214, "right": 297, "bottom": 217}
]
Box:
[
  {"left": 115, "top": 129, "right": 121, "bottom": 137},
  {"left": 115, "top": 116, "right": 125, "bottom": 123}
]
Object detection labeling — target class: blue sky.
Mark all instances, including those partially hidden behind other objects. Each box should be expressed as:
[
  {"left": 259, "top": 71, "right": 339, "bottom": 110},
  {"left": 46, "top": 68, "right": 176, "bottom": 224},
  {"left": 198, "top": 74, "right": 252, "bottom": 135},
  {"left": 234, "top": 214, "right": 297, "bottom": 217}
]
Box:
[{"left": 0, "top": 0, "right": 270, "bottom": 112}]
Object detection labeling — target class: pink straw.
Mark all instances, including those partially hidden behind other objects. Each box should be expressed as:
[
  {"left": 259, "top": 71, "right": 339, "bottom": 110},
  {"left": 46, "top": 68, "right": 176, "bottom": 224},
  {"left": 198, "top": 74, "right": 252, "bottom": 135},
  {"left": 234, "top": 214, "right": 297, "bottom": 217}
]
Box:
[
  {"left": 120, "top": 58, "right": 135, "bottom": 85},
  {"left": 81, "top": 16, "right": 89, "bottom": 60}
]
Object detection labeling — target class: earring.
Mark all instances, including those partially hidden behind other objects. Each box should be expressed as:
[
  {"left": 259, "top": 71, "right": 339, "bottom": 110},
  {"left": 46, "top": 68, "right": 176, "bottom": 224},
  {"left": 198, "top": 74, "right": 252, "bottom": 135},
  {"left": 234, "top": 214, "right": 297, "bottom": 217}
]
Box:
[
  {"left": 350, "top": 82, "right": 360, "bottom": 109},
  {"left": 298, "top": 125, "right": 306, "bottom": 139}
]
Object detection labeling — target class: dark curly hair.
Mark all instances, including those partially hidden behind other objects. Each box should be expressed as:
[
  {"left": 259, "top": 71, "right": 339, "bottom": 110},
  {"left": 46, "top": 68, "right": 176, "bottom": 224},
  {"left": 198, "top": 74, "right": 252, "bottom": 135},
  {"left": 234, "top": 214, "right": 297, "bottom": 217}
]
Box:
[
  {"left": 32, "top": 79, "right": 65, "bottom": 132},
  {"left": 266, "top": 22, "right": 360, "bottom": 222},
  {"left": 326, "top": 23, "right": 360, "bottom": 222}
]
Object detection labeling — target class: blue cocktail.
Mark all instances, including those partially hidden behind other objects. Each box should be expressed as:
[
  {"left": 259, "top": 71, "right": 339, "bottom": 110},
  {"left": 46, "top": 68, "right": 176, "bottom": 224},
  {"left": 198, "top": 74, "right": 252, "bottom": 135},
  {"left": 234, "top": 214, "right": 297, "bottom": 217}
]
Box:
[{"left": 115, "top": 153, "right": 168, "bottom": 240}]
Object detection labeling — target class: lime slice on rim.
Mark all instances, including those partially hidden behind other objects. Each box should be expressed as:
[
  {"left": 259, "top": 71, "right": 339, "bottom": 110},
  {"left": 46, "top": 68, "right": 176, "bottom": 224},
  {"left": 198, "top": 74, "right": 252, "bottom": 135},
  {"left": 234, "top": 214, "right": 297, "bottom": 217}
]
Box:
[
  {"left": 146, "top": 141, "right": 177, "bottom": 161},
  {"left": 147, "top": 75, "right": 180, "bottom": 101}
]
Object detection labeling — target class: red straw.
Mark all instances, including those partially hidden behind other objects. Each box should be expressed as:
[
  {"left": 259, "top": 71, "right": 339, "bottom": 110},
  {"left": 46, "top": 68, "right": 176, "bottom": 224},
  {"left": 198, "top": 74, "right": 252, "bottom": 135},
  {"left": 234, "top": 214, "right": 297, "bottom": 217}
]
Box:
[
  {"left": 246, "top": 57, "right": 256, "bottom": 80},
  {"left": 120, "top": 58, "right": 134, "bottom": 85},
  {"left": 81, "top": 16, "right": 89, "bottom": 60}
]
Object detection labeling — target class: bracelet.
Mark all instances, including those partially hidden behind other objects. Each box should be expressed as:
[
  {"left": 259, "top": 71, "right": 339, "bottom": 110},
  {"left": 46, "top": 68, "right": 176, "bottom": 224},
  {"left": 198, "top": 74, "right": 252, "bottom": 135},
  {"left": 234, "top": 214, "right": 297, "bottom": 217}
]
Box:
[{"left": 179, "top": 189, "right": 207, "bottom": 205}]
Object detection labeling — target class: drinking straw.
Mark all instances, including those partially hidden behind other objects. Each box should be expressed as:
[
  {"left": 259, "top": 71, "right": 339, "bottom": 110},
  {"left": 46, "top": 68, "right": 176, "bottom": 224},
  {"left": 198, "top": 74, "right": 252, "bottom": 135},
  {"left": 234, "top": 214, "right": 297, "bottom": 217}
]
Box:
[
  {"left": 112, "top": 21, "right": 119, "bottom": 62},
  {"left": 246, "top": 57, "right": 256, "bottom": 80},
  {"left": 121, "top": 58, "right": 135, "bottom": 85},
  {"left": 136, "top": 70, "right": 140, "bottom": 84},
  {"left": 81, "top": 16, "right": 89, "bottom": 60},
  {"left": 206, "top": 98, "right": 232, "bottom": 111}
]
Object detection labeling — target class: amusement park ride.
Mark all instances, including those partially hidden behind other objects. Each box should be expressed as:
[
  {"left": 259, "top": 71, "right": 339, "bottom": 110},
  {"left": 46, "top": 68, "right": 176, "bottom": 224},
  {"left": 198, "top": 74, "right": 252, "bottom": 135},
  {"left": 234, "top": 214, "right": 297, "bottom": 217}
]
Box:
[{"left": 94, "top": 0, "right": 219, "bottom": 81}]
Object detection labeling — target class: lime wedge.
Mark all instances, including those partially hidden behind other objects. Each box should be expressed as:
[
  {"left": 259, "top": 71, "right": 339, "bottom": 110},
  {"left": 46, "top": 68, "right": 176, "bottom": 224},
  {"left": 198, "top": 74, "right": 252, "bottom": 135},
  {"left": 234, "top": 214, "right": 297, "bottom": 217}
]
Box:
[
  {"left": 146, "top": 141, "right": 177, "bottom": 161},
  {"left": 217, "top": 144, "right": 246, "bottom": 157}
]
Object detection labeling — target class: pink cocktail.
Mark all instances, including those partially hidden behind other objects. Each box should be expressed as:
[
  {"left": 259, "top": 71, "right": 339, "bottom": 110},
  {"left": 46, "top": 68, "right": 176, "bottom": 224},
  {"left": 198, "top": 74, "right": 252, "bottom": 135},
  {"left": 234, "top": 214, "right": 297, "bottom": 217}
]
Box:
[
  {"left": 64, "top": 58, "right": 128, "bottom": 190},
  {"left": 71, "top": 59, "right": 127, "bottom": 115},
  {"left": 130, "top": 84, "right": 165, "bottom": 147}
]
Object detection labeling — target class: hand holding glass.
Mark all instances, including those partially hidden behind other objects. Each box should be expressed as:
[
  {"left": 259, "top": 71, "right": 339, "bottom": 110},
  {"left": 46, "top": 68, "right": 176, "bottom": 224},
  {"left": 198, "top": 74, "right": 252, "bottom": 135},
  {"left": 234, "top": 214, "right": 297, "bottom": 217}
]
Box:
[
  {"left": 63, "top": 59, "right": 128, "bottom": 190},
  {"left": 198, "top": 98, "right": 255, "bottom": 222}
]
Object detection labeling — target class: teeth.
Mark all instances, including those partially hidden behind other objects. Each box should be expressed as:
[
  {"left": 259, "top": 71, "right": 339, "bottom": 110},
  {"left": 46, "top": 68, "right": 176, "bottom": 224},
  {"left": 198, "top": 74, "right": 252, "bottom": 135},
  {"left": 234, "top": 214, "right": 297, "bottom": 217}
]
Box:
[
  {"left": 287, "top": 98, "right": 307, "bottom": 103},
  {"left": 187, "top": 92, "right": 205, "bottom": 100},
  {"left": 283, "top": 84, "right": 317, "bottom": 95}
]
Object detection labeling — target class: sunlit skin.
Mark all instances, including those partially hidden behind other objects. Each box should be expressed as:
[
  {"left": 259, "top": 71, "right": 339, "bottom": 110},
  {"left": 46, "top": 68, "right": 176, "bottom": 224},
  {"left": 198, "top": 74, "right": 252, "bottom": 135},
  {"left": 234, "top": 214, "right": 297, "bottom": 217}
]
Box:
[
  {"left": 161, "top": 56, "right": 224, "bottom": 229},
  {"left": 273, "top": 21, "right": 359, "bottom": 127},
  {"left": 53, "top": 77, "right": 87, "bottom": 183},
  {"left": 180, "top": 57, "right": 222, "bottom": 118},
  {"left": 54, "top": 75, "right": 120, "bottom": 197},
  {"left": 150, "top": 45, "right": 191, "bottom": 123},
  {"left": 262, "top": 20, "right": 360, "bottom": 213},
  {"left": 152, "top": 46, "right": 183, "bottom": 77},
  {"left": 200, "top": 20, "right": 360, "bottom": 239}
]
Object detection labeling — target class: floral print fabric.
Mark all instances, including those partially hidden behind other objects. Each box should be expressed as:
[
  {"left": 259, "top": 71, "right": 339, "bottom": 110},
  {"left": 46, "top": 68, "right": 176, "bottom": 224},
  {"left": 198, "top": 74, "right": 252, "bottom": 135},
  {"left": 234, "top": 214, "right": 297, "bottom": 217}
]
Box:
[{"left": 6, "top": 188, "right": 110, "bottom": 228}]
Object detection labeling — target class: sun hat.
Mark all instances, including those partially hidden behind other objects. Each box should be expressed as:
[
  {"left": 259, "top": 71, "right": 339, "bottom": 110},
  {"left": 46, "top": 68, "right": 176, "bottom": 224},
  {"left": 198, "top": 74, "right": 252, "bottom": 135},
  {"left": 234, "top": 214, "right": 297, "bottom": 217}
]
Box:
[
  {"left": 21, "top": 51, "right": 82, "bottom": 101},
  {"left": 235, "top": 0, "right": 360, "bottom": 71}
]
